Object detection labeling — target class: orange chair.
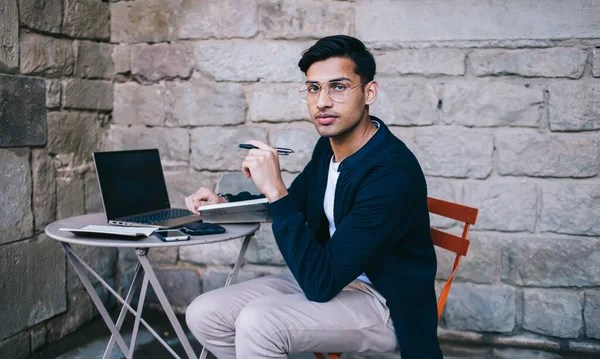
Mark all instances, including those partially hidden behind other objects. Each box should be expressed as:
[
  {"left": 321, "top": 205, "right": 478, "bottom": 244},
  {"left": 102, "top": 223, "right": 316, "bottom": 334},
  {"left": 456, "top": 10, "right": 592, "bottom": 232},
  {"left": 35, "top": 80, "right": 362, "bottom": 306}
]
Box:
[{"left": 314, "top": 197, "right": 479, "bottom": 359}]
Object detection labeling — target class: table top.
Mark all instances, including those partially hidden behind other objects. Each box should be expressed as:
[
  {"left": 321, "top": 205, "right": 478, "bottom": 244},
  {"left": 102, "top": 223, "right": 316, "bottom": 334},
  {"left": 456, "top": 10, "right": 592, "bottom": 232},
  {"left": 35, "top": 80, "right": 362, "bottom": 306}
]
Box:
[{"left": 45, "top": 213, "right": 260, "bottom": 248}]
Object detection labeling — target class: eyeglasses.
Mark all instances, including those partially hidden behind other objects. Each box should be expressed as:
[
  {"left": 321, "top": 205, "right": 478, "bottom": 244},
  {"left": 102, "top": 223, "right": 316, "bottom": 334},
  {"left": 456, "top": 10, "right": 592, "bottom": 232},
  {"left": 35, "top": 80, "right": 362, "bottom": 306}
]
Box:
[{"left": 298, "top": 81, "right": 366, "bottom": 104}]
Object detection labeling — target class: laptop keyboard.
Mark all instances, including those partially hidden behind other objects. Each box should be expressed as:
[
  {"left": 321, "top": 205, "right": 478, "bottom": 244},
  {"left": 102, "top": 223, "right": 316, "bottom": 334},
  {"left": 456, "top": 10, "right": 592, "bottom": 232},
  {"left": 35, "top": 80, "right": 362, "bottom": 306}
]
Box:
[{"left": 121, "top": 208, "right": 192, "bottom": 224}]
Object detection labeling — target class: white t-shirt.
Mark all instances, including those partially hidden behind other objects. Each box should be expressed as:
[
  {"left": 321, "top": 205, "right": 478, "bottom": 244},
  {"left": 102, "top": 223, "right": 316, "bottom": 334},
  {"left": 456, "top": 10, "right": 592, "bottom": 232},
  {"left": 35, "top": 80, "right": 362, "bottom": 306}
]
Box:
[{"left": 323, "top": 122, "right": 379, "bottom": 285}]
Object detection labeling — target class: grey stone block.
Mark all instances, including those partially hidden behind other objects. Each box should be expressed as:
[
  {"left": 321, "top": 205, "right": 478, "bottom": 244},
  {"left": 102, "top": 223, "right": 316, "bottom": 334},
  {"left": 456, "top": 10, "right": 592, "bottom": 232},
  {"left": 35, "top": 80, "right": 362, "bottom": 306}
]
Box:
[
  {"left": 112, "top": 44, "right": 130, "bottom": 74},
  {"left": 113, "top": 83, "right": 166, "bottom": 126},
  {"left": 163, "top": 171, "right": 221, "bottom": 209},
  {"left": 62, "top": 0, "right": 110, "bottom": 40},
  {"left": 523, "top": 289, "right": 582, "bottom": 338},
  {"left": 426, "top": 177, "right": 456, "bottom": 228},
  {"left": 191, "top": 40, "right": 308, "bottom": 82},
  {"left": 46, "top": 288, "right": 95, "bottom": 343},
  {"left": 217, "top": 173, "right": 260, "bottom": 195},
  {"left": 414, "top": 127, "right": 493, "bottom": 179},
  {"left": 191, "top": 127, "right": 267, "bottom": 171},
  {"left": 496, "top": 132, "right": 599, "bottom": 178},
  {"left": 246, "top": 223, "right": 285, "bottom": 266},
  {"left": 107, "top": 126, "right": 190, "bottom": 164},
  {"left": 490, "top": 348, "right": 562, "bottom": 359},
  {"left": 258, "top": 0, "right": 352, "bottom": 40},
  {"left": 0, "top": 331, "right": 29, "bottom": 359},
  {"left": 130, "top": 43, "right": 193, "bottom": 82},
  {"left": 66, "top": 245, "right": 117, "bottom": 292},
  {"left": 540, "top": 183, "right": 600, "bottom": 236},
  {"left": 84, "top": 172, "right": 103, "bottom": 214},
  {"left": 47, "top": 111, "right": 102, "bottom": 165},
  {"left": 19, "top": 0, "right": 62, "bottom": 33},
  {"left": 146, "top": 269, "right": 201, "bottom": 312},
  {"left": 271, "top": 125, "right": 320, "bottom": 172},
  {"left": 470, "top": 48, "right": 588, "bottom": 78},
  {"left": 62, "top": 79, "right": 113, "bottom": 111},
  {"left": 0, "top": 235, "right": 66, "bottom": 341},
  {"left": 0, "top": 74, "right": 46, "bottom": 147},
  {"left": 148, "top": 247, "right": 178, "bottom": 264},
  {"left": 30, "top": 324, "right": 47, "bottom": 353},
  {"left": 436, "top": 233, "right": 499, "bottom": 284},
  {"left": 20, "top": 33, "right": 74, "bottom": 77},
  {"left": 180, "top": 237, "right": 245, "bottom": 265},
  {"left": 376, "top": 49, "right": 465, "bottom": 76},
  {"left": 32, "top": 149, "right": 56, "bottom": 233},
  {"left": 372, "top": 79, "right": 442, "bottom": 126},
  {"left": 56, "top": 176, "right": 85, "bottom": 220},
  {"left": 0, "top": 148, "right": 33, "bottom": 244},
  {"left": 443, "top": 283, "right": 515, "bottom": 333},
  {"left": 502, "top": 235, "right": 600, "bottom": 287},
  {"left": 356, "top": 1, "right": 600, "bottom": 42},
  {"left": 442, "top": 81, "right": 543, "bottom": 127},
  {"left": 594, "top": 48, "right": 600, "bottom": 78},
  {"left": 584, "top": 290, "right": 600, "bottom": 339},
  {"left": 0, "top": 0, "right": 18, "bottom": 73},
  {"left": 45, "top": 79, "right": 61, "bottom": 109},
  {"left": 111, "top": 0, "right": 177, "bottom": 43},
  {"left": 548, "top": 80, "right": 600, "bottom": 131},
  {"left": 246, "top": 83, "right": 308, "bottom": 123},
  {"left": 168, "top": 80, "right": 246, "bottom": 126},
  {"left": 462, "top": 181, "right": 537, "bottom": 232},
  {"left": 74, "top": 41, "right": 114, "bottom": 79},
  {"left": 178, "top": 0, "right": 258, "bottom": 39}
]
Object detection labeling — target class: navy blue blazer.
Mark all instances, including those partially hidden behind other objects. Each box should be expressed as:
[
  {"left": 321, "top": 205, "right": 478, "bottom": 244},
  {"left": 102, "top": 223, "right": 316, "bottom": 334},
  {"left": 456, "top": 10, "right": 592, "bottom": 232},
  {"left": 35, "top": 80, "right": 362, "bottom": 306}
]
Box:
[{"left": 236, "top": 117, "right": 442, "bottom": 358}]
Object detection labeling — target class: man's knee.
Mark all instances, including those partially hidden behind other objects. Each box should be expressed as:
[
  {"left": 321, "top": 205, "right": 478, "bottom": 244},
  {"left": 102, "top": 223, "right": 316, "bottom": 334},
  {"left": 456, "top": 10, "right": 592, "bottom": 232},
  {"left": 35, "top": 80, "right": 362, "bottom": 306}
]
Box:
[
  {"left": 235, "top": 298, "right": 288, "bottom": 354},
  {"left": 185, "top": 292, "right": 223, "bottom": 339}
]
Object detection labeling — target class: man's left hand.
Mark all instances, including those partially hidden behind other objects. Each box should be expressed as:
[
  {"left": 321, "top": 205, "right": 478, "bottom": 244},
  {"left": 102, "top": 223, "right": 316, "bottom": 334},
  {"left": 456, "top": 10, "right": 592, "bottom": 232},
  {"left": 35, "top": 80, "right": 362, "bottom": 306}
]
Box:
[{"left": 241, "top": 140, "right": 288, "bottom": 203}]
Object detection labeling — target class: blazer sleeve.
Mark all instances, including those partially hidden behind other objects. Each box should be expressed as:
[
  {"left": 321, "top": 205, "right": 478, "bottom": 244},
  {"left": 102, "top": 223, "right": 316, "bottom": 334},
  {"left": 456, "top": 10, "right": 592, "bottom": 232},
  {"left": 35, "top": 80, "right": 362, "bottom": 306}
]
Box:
[{"left": 267, "top": 166, "right": 417, "bottom": 302}]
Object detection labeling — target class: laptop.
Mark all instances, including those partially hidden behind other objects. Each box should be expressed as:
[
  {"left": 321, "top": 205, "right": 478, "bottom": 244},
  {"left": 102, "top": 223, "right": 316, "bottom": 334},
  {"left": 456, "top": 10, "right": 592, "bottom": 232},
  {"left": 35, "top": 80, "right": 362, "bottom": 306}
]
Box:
[{"left": 93, "top": 149, "right": 200, "bottom": 229}]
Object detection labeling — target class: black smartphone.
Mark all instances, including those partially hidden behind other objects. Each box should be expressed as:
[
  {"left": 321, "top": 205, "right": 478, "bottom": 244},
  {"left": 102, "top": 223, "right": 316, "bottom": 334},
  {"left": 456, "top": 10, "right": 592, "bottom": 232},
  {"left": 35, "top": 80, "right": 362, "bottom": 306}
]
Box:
[
  {"left": 181, "top": 222, "right": 226, "bottom": 235},
  {"left": 154, "top": 229, "right": 190, "bottom": 242}
]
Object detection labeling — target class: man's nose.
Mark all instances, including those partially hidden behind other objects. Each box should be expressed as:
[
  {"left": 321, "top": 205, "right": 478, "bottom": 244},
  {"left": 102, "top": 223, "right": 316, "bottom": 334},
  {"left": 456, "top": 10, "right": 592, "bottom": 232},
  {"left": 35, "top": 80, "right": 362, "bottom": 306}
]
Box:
[{"left": 316, "top": 87, "right": 333, "bottom": 110}]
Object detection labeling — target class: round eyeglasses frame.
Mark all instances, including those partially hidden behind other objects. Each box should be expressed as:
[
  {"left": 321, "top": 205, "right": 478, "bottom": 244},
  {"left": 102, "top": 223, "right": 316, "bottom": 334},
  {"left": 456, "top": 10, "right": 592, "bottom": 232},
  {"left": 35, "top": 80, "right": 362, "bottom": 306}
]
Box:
[{"left": 298, "top": 82, "right": 367, "bottom": 104}]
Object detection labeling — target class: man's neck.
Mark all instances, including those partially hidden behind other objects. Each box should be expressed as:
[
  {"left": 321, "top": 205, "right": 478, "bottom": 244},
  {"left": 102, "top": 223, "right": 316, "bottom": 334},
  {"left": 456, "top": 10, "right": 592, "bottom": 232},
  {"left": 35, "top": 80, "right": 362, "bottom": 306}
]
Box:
[{"left": 330, "top": 112, "right": 377, "bottom": 163}]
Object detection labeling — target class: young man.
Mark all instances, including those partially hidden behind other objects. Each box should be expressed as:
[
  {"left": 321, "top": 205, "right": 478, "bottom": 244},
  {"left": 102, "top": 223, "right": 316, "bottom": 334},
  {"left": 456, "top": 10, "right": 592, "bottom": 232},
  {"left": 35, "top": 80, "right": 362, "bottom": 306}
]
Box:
[{"left": 184, "top": 35, "right": 442, "bottom": 359}]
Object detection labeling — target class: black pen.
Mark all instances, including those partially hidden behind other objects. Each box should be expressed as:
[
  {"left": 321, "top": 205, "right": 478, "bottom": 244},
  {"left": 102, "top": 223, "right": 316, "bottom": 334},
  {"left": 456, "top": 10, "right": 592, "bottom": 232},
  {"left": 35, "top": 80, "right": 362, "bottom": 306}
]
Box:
[{"left": 237, "top": 144, "right": 294, "bottom": 155}]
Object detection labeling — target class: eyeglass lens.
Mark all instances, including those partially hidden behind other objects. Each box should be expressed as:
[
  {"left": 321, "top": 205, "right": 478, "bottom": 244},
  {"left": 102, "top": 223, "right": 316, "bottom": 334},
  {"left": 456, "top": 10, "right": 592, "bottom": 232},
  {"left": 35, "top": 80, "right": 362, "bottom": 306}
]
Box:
[{"left": 300, "top": 82, "right": 352, "bottom": 103}]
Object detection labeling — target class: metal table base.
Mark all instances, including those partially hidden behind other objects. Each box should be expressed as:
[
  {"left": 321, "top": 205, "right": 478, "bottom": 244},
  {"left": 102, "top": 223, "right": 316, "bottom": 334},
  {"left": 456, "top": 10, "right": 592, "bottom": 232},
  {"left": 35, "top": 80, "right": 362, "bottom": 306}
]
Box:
[{"left": 62, "top": 234, "right": 253, "bottom": 359}]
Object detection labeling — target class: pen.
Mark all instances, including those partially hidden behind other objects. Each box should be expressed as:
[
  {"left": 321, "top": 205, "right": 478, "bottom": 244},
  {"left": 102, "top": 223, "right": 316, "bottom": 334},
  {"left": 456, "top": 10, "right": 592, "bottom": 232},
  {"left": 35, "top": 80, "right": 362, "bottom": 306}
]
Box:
[{"left": 237, "top": 144, "right": 294, "bottom": 155}]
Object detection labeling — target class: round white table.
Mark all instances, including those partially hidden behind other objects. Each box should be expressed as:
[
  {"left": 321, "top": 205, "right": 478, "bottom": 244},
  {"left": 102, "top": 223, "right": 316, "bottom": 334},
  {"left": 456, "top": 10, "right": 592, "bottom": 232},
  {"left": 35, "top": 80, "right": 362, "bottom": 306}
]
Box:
[{"left": 46, "top": 213, "right": 260, "bottom": 359}]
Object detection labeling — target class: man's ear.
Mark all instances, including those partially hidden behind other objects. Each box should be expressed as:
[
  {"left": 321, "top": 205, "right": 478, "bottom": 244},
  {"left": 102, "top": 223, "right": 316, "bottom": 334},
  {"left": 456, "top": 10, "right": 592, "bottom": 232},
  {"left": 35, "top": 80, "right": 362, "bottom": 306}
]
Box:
[{"left": 365, "top": 81, "right": 379, "bottom": 105}]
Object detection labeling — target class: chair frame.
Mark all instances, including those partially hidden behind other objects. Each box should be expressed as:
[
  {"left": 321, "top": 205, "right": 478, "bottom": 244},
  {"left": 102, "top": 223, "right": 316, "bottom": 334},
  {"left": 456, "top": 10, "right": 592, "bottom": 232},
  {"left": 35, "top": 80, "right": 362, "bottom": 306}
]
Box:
[{"left": 314, "top": 197, "right": 479, "bottom": 359}]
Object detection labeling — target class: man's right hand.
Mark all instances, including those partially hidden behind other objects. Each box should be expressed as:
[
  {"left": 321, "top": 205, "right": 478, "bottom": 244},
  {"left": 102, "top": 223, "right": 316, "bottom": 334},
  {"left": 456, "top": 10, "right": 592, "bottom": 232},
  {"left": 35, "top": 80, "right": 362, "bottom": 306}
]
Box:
[{"left": 185, "top": 187, "right": 226, "bottom": 215}]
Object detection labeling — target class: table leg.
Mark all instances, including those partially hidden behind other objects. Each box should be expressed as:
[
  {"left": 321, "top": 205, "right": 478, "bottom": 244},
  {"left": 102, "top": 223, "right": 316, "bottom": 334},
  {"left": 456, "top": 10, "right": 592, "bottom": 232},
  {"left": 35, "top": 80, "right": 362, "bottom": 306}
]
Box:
[
  {"left": 199, "top": 234, "right": 253, "bottom": 359},
  {"left": 103, "top": 261, "right": 144, "bottom": 359},
  {"left": 61, "top": 243, "right": 130, "bottom": 356},
  {"left": 136, "top": 248, "right": 197, "bottom": 359},
  {"left": 128, "top": 274, "right": 150, "bottom": 358}
]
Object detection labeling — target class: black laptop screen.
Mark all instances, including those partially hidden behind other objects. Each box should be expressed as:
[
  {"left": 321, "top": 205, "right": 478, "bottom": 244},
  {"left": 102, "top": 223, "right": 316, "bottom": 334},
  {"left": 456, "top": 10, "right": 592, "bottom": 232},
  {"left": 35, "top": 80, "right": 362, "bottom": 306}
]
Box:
[{"left": 94, "top": 149, "right": 171, "bottom": 220}]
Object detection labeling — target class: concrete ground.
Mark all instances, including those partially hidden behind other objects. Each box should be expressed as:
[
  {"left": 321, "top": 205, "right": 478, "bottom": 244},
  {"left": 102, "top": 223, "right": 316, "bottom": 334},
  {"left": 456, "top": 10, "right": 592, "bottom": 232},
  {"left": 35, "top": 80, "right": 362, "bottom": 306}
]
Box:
[{"left": 31, "top": 310, "right": 595, "bottom": 359}]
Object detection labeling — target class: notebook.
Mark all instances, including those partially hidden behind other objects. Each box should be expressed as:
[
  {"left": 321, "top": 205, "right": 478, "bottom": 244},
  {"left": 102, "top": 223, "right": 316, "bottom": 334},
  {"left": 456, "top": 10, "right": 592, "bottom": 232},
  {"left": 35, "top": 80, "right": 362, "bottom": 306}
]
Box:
[{"left": 93, "top": 149, "right": 200, "bottom": 229}]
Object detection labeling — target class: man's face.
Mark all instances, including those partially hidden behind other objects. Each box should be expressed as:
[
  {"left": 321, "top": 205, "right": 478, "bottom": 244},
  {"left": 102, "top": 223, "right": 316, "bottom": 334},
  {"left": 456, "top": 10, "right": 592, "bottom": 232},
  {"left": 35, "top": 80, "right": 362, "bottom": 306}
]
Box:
[{"left": 304, "top": 57, "right": 373, "bottom": 138}]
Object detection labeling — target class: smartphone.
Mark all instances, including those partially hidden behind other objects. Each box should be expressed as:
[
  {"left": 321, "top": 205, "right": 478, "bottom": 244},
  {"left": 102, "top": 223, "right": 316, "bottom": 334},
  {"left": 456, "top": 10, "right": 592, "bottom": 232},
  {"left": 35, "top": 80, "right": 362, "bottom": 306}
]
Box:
[
  {"left": 181, "top": 222, "right": 226, "bottom": 235},
  {"left": 154, "top": 229, "right": 190, "bottom": 242}
]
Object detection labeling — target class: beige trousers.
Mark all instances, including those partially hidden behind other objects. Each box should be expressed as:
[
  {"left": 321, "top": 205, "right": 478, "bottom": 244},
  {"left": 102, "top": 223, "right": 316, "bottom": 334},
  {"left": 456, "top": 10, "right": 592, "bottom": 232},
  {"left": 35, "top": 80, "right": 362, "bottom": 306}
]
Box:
[{"left": 185, "top": 270, "right": 398, "bottom": 359}]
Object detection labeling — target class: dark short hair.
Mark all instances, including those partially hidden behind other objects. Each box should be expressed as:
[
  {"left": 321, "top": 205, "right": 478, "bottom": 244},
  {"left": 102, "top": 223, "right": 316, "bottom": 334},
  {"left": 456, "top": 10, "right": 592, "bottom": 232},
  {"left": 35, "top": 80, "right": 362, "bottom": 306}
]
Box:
[{"left": 298, "top": 35, "right": 376, "bottom": 84}]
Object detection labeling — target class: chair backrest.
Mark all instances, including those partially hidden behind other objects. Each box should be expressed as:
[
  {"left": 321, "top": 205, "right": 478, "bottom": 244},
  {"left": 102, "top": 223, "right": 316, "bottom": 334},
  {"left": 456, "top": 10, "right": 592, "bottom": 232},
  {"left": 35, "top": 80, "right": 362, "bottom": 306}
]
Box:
[{"left": 427, "top": 197, "right": 478, "bottom": 319}]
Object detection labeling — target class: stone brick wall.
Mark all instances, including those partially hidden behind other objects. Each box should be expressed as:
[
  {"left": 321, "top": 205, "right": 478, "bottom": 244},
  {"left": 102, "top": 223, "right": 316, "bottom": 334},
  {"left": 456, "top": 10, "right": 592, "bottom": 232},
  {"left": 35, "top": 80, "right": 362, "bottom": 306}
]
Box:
[
  {"left": 1, "top": 0, "right": 599, "bottom": 357},
  {"left": 105, "top": 0, "right": 600, "bottom": 355},
  {"left": 0, "top": 0, "right": 116, "bottom": 357}
]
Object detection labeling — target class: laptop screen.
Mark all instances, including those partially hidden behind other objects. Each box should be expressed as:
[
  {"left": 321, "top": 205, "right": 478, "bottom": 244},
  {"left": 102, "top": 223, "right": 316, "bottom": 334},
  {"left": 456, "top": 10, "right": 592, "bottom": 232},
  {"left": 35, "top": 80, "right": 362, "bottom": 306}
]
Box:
[{"left": 93, "top": 149, "right": 171, "bottom": 220}]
